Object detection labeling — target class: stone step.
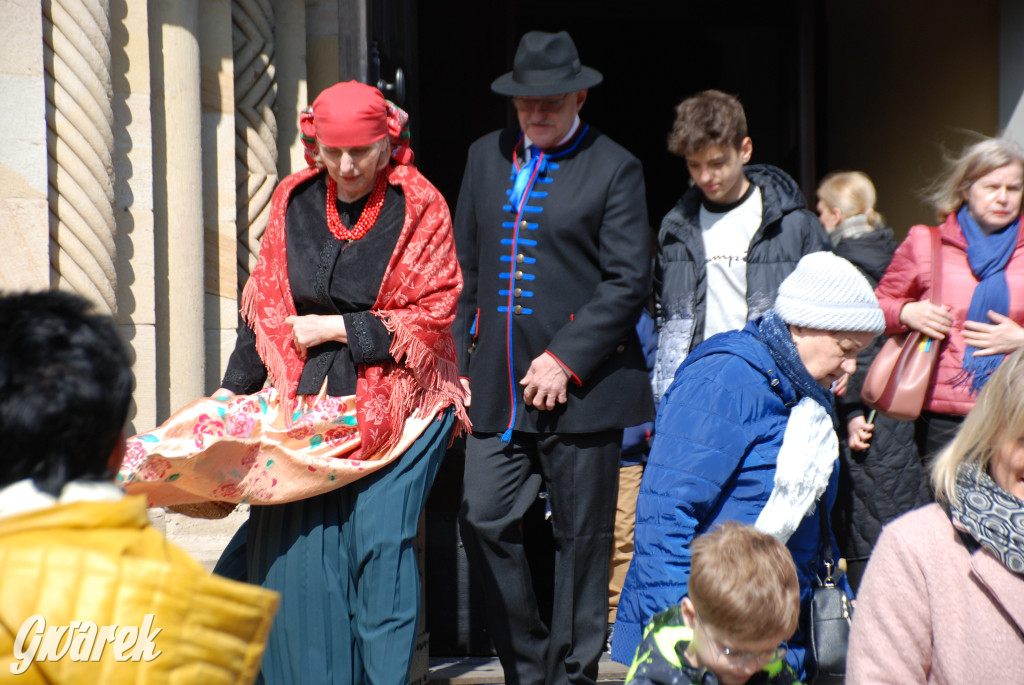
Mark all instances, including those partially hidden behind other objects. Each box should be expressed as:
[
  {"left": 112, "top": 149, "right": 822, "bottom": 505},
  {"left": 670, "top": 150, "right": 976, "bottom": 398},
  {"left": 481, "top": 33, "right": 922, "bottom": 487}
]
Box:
[{"left": 428, "top": 655, "right": 627, "bottom": 684}]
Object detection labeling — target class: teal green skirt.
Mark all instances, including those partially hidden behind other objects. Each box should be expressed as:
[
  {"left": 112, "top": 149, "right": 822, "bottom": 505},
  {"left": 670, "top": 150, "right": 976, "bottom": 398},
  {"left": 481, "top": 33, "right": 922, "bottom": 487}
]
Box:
[{"left": 216, "top": 409, "right": 454, "bottom": 684}]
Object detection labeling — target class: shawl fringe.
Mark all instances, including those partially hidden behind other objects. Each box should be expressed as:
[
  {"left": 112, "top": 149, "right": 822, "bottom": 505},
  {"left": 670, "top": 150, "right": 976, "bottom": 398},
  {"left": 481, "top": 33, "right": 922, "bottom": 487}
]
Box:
[{"left": 375, "top": 310, "right": 470, "bottom": 456}]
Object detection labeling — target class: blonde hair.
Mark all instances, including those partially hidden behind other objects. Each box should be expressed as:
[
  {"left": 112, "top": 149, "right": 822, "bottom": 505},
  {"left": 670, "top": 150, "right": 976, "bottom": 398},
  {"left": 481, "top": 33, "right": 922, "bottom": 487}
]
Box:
[
  {"left": 932, "top": 346, "right": 1024, "bottom": 504},
  {"left": 688, "top": 522, "right": 800, "bottom": 641},
  {"left": 817, "top": 171, "right": 884, "bottom": 229},
  {"left": 927, "top": 136, "right": 1024, "bottom": 219}
]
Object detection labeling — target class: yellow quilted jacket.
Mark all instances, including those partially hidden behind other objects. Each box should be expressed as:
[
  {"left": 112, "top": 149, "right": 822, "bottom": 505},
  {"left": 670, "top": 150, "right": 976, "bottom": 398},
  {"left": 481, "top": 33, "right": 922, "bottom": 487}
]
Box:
[{"left": 0, "top": 496, "right": 278, "bottom": 684}]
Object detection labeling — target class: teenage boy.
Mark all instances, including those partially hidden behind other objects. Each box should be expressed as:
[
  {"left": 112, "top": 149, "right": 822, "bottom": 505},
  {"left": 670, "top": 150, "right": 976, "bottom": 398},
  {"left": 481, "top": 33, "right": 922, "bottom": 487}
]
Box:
[
  {"left": 625, "top": 522, "right": 802, "bottom": 685},
  {"left": 651, "top": 90, "right": 830, "bottom": 401}
]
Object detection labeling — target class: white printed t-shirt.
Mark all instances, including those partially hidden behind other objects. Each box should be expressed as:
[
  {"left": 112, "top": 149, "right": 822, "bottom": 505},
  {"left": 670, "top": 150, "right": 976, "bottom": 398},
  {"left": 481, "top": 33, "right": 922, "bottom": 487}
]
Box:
[{"left": 700, "top": 184, "right": 763, "bottom": 341}]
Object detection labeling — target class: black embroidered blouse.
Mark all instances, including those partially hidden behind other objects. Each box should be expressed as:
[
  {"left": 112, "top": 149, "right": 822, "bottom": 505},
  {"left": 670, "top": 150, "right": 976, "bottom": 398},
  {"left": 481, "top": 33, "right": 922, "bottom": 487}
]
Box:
[{"left": 220, "top": 174, "right": 405, "bottom": 396}]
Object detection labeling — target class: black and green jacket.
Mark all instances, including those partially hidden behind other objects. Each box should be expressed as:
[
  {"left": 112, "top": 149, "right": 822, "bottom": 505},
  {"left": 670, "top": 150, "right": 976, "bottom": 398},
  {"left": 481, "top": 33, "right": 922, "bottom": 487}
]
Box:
[{"left": 625, "top": 605, "right": 802, "bottom": 685}]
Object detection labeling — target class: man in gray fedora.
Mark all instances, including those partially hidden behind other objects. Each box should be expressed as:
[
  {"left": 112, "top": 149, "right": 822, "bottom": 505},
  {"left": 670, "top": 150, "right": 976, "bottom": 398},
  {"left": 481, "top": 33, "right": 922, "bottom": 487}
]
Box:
[{"left": 453, "top": 30, "right": 655, "bottom": 684}]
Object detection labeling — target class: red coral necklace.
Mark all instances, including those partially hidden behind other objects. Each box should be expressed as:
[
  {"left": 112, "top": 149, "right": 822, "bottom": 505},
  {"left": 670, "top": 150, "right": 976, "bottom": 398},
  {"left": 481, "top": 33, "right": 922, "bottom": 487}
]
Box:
[{"left": 325, "top": 172, "right": 387, "bottom": 242}]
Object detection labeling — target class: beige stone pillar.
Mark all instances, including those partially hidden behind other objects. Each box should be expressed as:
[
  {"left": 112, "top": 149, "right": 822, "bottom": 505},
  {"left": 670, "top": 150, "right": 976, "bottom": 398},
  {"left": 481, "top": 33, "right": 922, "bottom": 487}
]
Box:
[
  {"left": 233, "top": 0, "right": 278, "bottom": 292},
  {"left": 112, "top": 0, "right": 156, "bottom": 432},
  {"left": 0, "top": 1, "right": 49, "bottom": 292},
  {"left": 199, "top": 0, "right": 238, "bottom": 391},
  {"left": 273, "top": 0, "right": 308, "bottom": 176},
  {"left": 305, "top": 0, "right": 339, "bottom": 98},
  {"left": 43, "top": 0, "right": 118, "bottom": 314},
  {"left": 152, "top": 0, "right": 205, "bottom": 417}
]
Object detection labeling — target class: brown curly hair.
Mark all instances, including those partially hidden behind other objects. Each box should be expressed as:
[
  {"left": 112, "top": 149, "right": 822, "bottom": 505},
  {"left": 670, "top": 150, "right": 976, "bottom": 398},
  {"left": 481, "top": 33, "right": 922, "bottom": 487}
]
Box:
[{"left": 667, "top": 90, "right": 748, "bottom": 158}]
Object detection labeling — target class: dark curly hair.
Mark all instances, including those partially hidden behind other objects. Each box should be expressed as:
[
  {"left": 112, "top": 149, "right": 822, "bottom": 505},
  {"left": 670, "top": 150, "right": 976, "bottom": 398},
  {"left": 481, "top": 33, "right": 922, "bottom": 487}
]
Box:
[{"left": 0, "top": 290, "right": 133, "bottom": 494}]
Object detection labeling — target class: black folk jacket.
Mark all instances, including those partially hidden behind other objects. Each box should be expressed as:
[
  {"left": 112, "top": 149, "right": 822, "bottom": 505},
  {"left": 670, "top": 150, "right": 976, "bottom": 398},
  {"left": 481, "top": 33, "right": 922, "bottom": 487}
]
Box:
[{"left": 453, "top": 125, "right": 655, "bottom": 434}]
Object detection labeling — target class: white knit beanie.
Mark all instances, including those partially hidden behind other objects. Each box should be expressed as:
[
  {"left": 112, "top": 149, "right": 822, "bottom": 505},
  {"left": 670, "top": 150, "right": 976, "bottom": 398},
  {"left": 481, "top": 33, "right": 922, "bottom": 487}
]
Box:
[{"left": 774, "top": 252, "right": 884, "bottom": 334}]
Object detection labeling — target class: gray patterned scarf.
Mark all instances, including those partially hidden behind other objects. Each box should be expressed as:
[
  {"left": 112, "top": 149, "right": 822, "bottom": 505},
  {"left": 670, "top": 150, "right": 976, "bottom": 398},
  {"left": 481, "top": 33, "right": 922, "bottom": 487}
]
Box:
[{"left": 952, "top": 462, "right": 1024, "bottom": 575}]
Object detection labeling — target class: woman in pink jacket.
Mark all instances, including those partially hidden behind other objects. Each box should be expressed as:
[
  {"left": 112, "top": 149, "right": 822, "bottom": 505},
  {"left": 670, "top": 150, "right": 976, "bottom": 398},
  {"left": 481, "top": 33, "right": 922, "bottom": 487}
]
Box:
[
  {"left": 875, "top": 137, "right": 1024, "bottom": 462},
  {"left": 846, "top": 345, "right": 1024, "bottom": 683}
]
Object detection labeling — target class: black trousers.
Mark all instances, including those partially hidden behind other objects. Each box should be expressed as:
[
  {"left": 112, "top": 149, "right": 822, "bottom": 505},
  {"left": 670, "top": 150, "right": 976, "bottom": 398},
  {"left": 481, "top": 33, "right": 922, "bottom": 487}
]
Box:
[{"left": 459, "top": 430, "right": 621, "bottom": 685}]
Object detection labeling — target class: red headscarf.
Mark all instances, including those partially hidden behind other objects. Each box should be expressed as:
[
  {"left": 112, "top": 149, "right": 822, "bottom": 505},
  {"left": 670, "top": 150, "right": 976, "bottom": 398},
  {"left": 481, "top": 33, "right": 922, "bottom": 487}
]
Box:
[
  {"left": 300, "top": 81, "right": 415, "bottom": 166},
  {"left": 309, "top": 81, "right": 387, "bottom": 146}
]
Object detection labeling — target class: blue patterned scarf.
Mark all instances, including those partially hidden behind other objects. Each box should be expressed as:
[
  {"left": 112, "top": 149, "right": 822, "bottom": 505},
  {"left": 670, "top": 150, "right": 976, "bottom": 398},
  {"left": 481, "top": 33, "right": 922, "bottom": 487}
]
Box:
[
  {"left": 756, "top": 311, "right": 837, "bottom": 429},
  {"left": 957, "top": 205, "right": 1019, "bottom": 393}
]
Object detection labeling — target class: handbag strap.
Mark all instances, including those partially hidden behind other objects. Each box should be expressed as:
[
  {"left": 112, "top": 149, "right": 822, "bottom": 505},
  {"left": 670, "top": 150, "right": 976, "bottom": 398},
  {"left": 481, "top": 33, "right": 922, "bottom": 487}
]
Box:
[
  {"left": 817, "top": 501, "right": 836, "bottom": 586},
  {"left": 928, "top": 225, "right": 943, "bottom": 305}
]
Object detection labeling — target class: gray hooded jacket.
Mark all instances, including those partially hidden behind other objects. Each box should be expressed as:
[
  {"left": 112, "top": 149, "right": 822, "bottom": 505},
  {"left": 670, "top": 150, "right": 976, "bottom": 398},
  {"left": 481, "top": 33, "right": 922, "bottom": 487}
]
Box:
[{"left": 652, "top": 164, "right": 831, "bottom": 400}]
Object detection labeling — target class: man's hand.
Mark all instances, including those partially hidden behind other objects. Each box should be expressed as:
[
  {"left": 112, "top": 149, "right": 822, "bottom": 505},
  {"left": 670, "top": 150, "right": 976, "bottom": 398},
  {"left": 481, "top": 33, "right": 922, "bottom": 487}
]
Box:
[
  {"left": 285, "top": 314, "right": 348, "bottom": 355},
  {"left": 460, "top": 378, "right": 472, "bottom": 408},
  {"left": 962, "top": 310, "right": 1024, "bottom": 356},
  {"left": 520, "top": 353, "right": 570, "bottom": 410}
]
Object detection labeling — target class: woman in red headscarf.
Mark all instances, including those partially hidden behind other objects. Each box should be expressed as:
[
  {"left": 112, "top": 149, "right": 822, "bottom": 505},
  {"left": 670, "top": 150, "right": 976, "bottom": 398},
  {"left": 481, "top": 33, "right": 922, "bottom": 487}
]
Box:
[{"left": 120, "top": 81, "right": 467, "bottom": 684}]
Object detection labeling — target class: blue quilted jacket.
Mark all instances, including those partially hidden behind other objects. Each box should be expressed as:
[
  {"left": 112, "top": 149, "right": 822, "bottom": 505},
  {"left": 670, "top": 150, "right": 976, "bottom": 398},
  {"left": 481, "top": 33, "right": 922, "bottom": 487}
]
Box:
[{"left": 611, "top": 320, "right": 843, "bottom": 678}]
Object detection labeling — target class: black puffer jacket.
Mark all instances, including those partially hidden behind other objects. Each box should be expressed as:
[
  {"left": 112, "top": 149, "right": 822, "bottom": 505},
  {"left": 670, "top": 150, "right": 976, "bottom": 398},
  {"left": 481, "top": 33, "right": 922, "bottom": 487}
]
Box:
[
  {"left": 831, "top": 227, "right": 929, "bottom": 579},
  {"left": 651, "top": 164, "right": 831, "bottom": 400}
]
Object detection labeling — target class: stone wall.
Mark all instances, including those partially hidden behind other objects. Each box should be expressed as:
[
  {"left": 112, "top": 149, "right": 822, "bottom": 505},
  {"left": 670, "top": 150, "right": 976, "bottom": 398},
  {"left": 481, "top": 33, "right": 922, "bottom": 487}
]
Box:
[
  {"left": 0, "top": 4, "right": 435, "bottom": 679},
  {"left": 0, "top": 0, "right": 310, "bottom": 431}
]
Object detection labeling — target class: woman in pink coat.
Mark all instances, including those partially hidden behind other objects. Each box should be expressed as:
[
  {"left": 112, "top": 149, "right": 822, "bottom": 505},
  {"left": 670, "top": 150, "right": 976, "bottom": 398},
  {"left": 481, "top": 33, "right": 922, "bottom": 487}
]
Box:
[
  {"left": 846, "top": 345, "right": 1024, "bottom": 683},
  {"left": 875, "top": 137, "right": 1024, "bottom": 462}
]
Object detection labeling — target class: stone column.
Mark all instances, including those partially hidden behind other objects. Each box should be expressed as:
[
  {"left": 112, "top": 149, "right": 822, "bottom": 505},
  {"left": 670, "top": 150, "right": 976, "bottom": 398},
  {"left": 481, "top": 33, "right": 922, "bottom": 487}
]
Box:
[
  {"left": 199, "top": 0, "right": 238, "bottom": 391},
  {"left": 305, "top": 0, "right": 339, "bottom": 98},
  {"left": 234, "top": 0, "right": 278, "bottom": 292},
  {"left": 112, "top": 0, "right": 156, "bottom": 431},
  {"left": 273, "top": 0, "right": 308, "bottom": 177},
  {"left": 152, "top": 0, "right": 205, "bottom": 417},
  {"left": 43, "top": 0, "right": 117, "bottom": 314}
]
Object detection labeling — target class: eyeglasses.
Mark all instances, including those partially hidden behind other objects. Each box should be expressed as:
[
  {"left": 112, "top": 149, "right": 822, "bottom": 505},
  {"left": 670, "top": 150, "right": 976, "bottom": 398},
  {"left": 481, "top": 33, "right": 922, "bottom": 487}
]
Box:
[
  {"left": 696, "top": 614, "right": 786, "bottom": 667},
  {"left": 511, "top": 96, "right": 568, "bottom": 113}
]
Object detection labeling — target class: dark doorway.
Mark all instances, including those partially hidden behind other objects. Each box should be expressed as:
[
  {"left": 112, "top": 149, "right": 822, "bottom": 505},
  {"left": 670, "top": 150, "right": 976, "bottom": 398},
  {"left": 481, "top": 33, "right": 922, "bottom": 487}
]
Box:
[{"left": 414, "top": 0, "right": 822, "bottom": 228}]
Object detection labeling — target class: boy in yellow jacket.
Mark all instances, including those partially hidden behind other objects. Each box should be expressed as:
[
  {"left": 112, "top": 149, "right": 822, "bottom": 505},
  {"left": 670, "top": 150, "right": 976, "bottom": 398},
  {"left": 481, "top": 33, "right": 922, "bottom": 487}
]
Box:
[{"left": 0, "top": 291, "right": 278, "bottom": 684}]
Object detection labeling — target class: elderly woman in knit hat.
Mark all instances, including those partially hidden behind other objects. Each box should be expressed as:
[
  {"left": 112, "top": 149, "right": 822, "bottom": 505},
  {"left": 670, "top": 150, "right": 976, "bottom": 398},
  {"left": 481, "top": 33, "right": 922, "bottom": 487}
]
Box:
[
  {"left": 119, "top": 81, "right": 467, "bottom": 684},
  {"left": 613, "top": 252, "right": 883, "bottom": 679}
]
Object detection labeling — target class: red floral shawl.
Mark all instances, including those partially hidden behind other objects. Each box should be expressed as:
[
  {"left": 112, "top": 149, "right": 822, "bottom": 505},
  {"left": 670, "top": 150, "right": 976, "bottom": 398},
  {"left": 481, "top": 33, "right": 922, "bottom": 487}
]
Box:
[{"left": 240, "top": 163, "right": 469, "bottom": 460}]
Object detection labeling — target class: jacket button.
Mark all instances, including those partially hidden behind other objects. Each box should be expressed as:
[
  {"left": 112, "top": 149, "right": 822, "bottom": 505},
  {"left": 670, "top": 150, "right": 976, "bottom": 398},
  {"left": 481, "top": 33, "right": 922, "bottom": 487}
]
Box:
[
  {"left": 516, "top": 253, "right": 525, "bottom": 263},
  {"left": 514, "top": 288, "right": 522, "bottom": 297},
  {"left": 520, "top": 220, "right": 528, "bottom": 229},
  {"left": 616, "top": 344, "right": 625, "bottom": 353},
  {"left": 515, "top": 270, "right": 523, "bottom": 280},
  {"left": 514, "top": 305, "right": 523, "bottom": 314}
]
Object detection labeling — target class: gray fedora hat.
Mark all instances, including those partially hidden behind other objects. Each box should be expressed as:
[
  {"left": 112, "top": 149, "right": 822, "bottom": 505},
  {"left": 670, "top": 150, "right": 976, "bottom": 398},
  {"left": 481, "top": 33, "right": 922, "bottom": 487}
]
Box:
[{"left": 491, "top": 31, "right": 603, "bottom": 97}]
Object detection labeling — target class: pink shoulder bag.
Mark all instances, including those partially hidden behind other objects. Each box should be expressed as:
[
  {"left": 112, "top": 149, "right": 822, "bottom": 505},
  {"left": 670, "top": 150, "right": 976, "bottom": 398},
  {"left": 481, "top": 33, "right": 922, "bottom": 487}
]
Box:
[{"left": 860, "top": 226, "right": 942, "bottom": 421}]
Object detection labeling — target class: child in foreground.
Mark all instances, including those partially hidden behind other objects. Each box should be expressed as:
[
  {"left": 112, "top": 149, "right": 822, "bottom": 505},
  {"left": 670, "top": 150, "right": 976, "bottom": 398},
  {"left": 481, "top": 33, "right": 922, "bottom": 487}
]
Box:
[{"left": 625, "top": 522, "right": 802, "bottom": 685}]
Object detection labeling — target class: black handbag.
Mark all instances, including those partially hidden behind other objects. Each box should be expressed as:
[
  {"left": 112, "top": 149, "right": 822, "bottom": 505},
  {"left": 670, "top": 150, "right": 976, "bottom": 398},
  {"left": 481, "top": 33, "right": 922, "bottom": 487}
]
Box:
[{"left": 809, "top": 504, "right": 853, "bottom": 684}]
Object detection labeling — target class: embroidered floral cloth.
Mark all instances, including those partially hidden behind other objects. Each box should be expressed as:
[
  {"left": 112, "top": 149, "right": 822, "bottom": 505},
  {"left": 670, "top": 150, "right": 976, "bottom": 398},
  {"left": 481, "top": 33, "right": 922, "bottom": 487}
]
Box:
[{"left": 118, "top": 388, "right": 431, "bottom": 507}]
